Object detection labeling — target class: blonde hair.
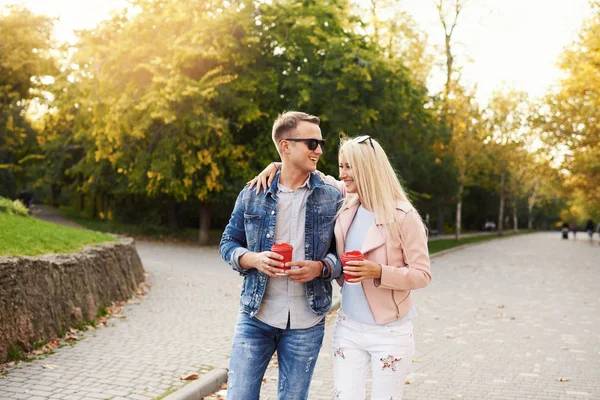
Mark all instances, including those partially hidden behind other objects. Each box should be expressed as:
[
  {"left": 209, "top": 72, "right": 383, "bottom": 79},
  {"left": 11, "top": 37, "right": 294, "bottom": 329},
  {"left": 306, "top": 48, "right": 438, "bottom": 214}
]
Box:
[
  {"left": 272, "top": 111, "right": 320, "bottom": 149},
  {"left": 338, "top": 136, "right": 425, "bottom": 241}
]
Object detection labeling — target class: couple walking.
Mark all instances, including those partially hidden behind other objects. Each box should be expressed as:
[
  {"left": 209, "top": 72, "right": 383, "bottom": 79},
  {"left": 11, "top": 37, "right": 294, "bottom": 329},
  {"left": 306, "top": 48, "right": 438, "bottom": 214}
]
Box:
[{"left": 219, "top": 111, "right": 431, "bottom": 399}]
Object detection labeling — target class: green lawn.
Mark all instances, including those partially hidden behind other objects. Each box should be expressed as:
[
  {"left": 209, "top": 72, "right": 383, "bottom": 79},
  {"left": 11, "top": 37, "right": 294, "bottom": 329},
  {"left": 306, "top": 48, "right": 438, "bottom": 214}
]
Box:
[
  {"left": 428, "top": 231, "right": 531, "bottom": 254},
  {"left": 0, "top": 213, "right": 117, "bottom": 256}
]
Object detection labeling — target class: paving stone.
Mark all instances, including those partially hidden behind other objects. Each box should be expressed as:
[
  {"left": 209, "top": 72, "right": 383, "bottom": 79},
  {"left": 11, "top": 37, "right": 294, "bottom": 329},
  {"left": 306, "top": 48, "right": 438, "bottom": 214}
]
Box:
[{"left": 0, "top": 233, "right": 598, "bottom": 399}]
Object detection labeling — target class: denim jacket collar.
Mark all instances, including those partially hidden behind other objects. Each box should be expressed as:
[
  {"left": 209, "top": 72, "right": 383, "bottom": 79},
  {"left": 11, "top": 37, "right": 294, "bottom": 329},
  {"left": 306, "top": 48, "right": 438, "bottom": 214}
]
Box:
[{"left": 266, "top": 169, "right": 325, "bottom": 199}]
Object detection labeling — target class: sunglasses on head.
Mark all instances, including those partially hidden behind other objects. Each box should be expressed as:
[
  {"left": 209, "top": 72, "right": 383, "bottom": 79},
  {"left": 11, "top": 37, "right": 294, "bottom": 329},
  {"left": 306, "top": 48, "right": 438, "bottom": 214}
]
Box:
[
  {"left": 355, "top": 135, "right": 375, "bottom": 150},
  {"left": 281, "top": 138, "right": 326, "bottom": 151}
]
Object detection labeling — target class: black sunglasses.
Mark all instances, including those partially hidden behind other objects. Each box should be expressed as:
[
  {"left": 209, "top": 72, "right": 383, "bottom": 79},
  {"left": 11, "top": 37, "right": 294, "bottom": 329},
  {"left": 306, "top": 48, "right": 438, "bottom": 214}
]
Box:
[
  {"left": 281, "top": 138, "right": 326, "bottom": 151},
  {"left": 355, "top": 135, "right": 375, "bottom": 150}
]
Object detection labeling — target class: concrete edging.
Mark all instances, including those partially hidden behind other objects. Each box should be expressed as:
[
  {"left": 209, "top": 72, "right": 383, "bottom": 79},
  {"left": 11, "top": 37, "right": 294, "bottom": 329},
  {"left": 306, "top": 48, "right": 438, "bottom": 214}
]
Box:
[{"left": 163, "top": 367, "right": 228, "bottom": 400}]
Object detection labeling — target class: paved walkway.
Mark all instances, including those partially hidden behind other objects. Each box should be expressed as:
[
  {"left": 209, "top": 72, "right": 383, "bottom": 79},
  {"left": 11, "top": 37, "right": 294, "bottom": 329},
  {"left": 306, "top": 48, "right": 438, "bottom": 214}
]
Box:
[
  {"left": 29, "top": 204, "right": 83, "bottom": 229},
  {"left": 1, "top": 222, "right": 598, "bottom": 399}
]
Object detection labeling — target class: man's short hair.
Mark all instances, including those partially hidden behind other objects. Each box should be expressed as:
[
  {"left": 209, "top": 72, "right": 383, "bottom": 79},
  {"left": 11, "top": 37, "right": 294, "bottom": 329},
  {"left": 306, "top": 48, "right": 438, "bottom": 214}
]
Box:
[{"left": 272, "top": 111, "right": 320, "bottom": 148}]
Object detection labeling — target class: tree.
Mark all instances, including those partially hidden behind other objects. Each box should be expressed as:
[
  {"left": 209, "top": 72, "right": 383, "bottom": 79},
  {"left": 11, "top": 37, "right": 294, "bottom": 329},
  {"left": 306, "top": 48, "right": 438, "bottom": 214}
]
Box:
[
  {"left": 538, "top": 0, "right": 600, "bottom": 220},
  {"left": 484, "top": 88, "right": 529, "bottom": 234},
  {"left": 0, "top": 5, "right": 56, "bottom": 197},
  {"left": 51, "top": 0, "right": 251, "bottom": 243}
]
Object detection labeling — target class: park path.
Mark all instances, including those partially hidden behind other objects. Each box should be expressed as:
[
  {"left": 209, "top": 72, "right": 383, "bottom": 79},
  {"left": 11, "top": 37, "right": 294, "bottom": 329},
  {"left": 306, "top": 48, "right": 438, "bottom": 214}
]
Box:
[
  {"left": 0, "top": 211, "right": 598, "bottom": 399},
  {"left": 29, "top": 204, "right": 83, "bottom": 229}
]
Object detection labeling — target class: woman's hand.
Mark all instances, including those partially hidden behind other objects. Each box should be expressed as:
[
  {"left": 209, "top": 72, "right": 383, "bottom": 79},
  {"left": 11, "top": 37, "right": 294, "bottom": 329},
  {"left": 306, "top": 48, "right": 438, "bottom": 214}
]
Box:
[
  {"left": 343, "top": 260, "right": 382, "bottom": 283},
  {"left": 248, "top": 162, "right": 281, "bottom": 194}
]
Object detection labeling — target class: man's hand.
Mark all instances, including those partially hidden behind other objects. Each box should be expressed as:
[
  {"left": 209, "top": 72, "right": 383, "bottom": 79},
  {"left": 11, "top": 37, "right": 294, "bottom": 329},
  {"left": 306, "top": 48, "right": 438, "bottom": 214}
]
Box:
[
  {"left": 240, "top": 251, "right": 285, "bottom": 278},
  {"left": 285, "top": 260, "right": 322, "bottom": 283},
  {"left": 343, "top": 260, "right": 382, "bottom": 283}
]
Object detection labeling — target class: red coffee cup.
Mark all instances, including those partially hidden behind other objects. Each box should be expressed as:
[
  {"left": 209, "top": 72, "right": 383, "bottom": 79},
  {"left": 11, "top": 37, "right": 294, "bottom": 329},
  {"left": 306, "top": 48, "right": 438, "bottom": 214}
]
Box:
[
  {"left": 341, "top": 250, "right": 364, "bottom": 284},
  {"left": 271, "top": 242, "right": 293, "bottom": 274}
]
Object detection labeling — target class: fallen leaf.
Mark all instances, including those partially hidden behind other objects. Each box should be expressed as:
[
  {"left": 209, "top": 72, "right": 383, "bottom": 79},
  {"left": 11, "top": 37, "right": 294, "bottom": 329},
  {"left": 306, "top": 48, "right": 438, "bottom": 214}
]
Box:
[
  {"left": 262, "top": 378, "right": 267, "bottom": 383},
  {"left": 556, "top": 377, "right": 571, "bottom": 382},
  {"left": 498, "top": 305, "right": 505, "bottom": 309},
  {"left": 42, "top": 365, "right": 57, "bottom": 369},
  {"left": 560, "top": 346, "right": 569, "bottom": 350},
  {"left": 510, "top": 317, "right": 516, "bottom": 320},
  {"left": 412, "top": 358, "right": 422, "bottom": 363},
  {"left": 179, "top": 373, "right": 198, "bottom": 381},
  {"left": 494, "top": 313, "right": 504, "bottom": 319}
]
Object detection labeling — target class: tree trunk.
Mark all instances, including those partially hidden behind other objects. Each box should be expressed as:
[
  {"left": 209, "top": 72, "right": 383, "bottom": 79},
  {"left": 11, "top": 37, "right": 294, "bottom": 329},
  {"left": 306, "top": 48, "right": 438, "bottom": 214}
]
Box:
[
  {"left": 92, "top": 195, "right": 98, "bottom": 219},
  {"left": 512, "top": 199, "right": 518, "bottom": 232},
  {"left": 80, "top": 194, "right": 85, "bottom": 211},
  {"left": 498, "top": 174, "right": 505, "bottom": 234},
  {"left": 527, "top": 182, "right": 538, "bottom": 231},
  {"left": 437, "top": 203, "right": 444, "bottom": 235},
  {"left": 199, "top": 203, "right": 211, "bottom": 245},
  {"left": 455, "top": 182, "right": 464, "bottom": 241},
  {"left": 167, "top": 201, "right": 179, "bottom": 230}
]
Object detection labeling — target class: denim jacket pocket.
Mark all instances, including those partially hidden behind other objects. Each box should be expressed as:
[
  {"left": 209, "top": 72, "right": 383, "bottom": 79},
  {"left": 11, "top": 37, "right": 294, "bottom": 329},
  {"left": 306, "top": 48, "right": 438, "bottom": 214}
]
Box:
[{"left": 244, "top": 213, "right": 262, "bottom": 248}]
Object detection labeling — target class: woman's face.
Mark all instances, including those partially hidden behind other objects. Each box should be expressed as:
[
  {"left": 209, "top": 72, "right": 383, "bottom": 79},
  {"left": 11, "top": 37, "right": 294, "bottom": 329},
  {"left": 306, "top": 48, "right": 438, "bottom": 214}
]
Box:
[{"left": 339, "top": 153, "right": 358, "bottom": 193}]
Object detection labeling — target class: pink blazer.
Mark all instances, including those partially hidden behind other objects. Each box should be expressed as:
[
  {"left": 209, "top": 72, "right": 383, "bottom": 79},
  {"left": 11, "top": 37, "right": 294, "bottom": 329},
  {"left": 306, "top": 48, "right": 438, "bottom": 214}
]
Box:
[{"left": 334, "top": 199, "right": 432, "bottom": 324}]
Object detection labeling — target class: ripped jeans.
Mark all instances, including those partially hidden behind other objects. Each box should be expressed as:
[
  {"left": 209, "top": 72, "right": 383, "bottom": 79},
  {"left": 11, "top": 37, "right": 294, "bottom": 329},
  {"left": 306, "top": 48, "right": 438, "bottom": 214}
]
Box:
[
  {"left": 227, "top": 312, "right": 325, "bottom": 400},
  {"left": 332, "top": 314, "right": 415, "bottom": 400}
]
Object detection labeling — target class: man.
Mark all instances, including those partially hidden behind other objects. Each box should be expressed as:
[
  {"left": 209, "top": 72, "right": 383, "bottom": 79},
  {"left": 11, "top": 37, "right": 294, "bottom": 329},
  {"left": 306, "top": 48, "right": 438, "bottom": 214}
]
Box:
[
  {"left": 17, "top": 187, "right": 34, "bottom": 212},
  {"left": 219, "top": 111, "right": 342, "bottom": 400}
]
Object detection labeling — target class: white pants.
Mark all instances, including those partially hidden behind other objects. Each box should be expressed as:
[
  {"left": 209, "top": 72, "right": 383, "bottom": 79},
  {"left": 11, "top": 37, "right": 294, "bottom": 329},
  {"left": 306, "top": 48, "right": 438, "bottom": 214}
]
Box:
[{"left": 332, "top": 314, "right": 415, "bottom": 400}]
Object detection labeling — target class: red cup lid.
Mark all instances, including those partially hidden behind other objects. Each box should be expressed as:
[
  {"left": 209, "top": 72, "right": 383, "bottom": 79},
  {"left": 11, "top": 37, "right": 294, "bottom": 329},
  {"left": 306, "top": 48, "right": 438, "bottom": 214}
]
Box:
[
  {"left": 272, "top": 242, "right": 293, "bottom": 252},
  {"left": 341, "top": 250, "right": 363, "bottom": 259}
]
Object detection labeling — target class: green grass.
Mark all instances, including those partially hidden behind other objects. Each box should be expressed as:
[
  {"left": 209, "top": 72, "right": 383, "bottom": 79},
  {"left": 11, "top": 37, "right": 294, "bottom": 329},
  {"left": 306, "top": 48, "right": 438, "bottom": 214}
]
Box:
[
  {"left": 0, "top": 213, "right": 116, "bottom": 257},
  {"left": 428, "top": 231, "right": 532, "bottom": 254}
]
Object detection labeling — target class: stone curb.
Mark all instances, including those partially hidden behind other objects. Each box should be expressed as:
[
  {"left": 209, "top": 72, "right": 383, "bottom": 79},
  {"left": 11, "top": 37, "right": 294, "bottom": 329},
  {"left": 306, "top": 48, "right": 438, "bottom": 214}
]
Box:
[{"left": 163, "top": 367, "right": 228, "bottom": 400}]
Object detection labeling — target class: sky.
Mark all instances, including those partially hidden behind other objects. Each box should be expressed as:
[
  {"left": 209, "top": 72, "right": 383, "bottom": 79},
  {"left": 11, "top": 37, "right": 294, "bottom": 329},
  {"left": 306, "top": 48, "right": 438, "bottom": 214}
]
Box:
[{"left": 1, "top": 0, "right": 592, "bottom": 104}]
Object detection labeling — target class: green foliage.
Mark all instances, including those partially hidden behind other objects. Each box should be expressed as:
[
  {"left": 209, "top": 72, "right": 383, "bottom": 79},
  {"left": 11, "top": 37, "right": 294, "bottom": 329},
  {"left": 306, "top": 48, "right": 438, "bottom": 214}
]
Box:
[
  {"left": 0, "top": 213, "right": 116, "bottom": 256},
  {"left": 1, "top": 0, "right": 564, "bottom": 236},
  {"left": 7, "top": 344, "right": 24, "bottom": 362},
  {"left": 0, "top": 196, "right": 29, "bottom": 216},
  {"left": 537, "top": 0, "right": 600, "bottom": 219},
  {"left": 0, "top": 5, "right": 57, "bottom": 195},
  {"left": 96, "top": 305, "right": 109, "bottom": 319}
]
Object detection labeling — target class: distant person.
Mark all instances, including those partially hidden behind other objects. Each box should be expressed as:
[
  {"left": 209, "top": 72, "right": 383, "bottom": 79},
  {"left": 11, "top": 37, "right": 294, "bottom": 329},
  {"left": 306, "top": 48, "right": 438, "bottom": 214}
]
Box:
[
  {"left": 561, "top": 222, "right": 569, "bottom": 240},
  {"left": 570, "top": 222, "right": 579, "bottom": 239},
  {"left": 585, "top": 219, "right": 595, "bottom": 241},
  {"left": 17, "top": 187, "right": 34, "bottom": 209}
]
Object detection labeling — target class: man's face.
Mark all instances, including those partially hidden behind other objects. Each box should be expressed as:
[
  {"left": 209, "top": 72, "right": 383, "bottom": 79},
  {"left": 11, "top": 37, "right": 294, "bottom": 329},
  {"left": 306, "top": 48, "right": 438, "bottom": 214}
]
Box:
[{"left": 281, "top": 121, "right": 324, "bottom": 173}]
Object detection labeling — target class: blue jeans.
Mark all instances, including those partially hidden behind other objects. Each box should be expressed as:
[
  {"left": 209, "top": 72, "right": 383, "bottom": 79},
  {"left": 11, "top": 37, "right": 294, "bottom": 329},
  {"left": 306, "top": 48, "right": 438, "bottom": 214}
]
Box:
[{"left": 227, "top": 312, "right": 325, "bottom": 400}]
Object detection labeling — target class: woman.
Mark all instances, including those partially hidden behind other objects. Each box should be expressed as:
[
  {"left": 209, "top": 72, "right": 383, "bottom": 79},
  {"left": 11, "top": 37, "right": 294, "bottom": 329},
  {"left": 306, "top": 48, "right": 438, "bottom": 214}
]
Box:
[{"left": 251, "top": 135, "right": 431, "bottom": 399}]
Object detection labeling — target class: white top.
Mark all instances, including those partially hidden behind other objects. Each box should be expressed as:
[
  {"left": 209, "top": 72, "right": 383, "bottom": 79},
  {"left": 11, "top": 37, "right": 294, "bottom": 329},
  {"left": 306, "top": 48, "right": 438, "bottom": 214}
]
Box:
[
  {"left": 341, "top": 205, "right": 416, "bottom": 325},
  {"left": 253, "top": 176, "right": 323, "bottom": 329}
]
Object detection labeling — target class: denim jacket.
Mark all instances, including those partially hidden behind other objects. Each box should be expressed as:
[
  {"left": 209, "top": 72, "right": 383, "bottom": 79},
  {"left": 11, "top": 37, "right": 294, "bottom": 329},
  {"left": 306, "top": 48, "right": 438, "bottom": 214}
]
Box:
[{"left": 220, "top": 170, "right": 343, "bottom": 317}]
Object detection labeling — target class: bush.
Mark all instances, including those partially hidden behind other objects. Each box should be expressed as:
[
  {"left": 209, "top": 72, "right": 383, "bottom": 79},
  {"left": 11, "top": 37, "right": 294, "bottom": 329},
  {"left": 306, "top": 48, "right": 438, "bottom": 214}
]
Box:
[{"left": 0, "top": 196, "right": 29, "bottom": 216}]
